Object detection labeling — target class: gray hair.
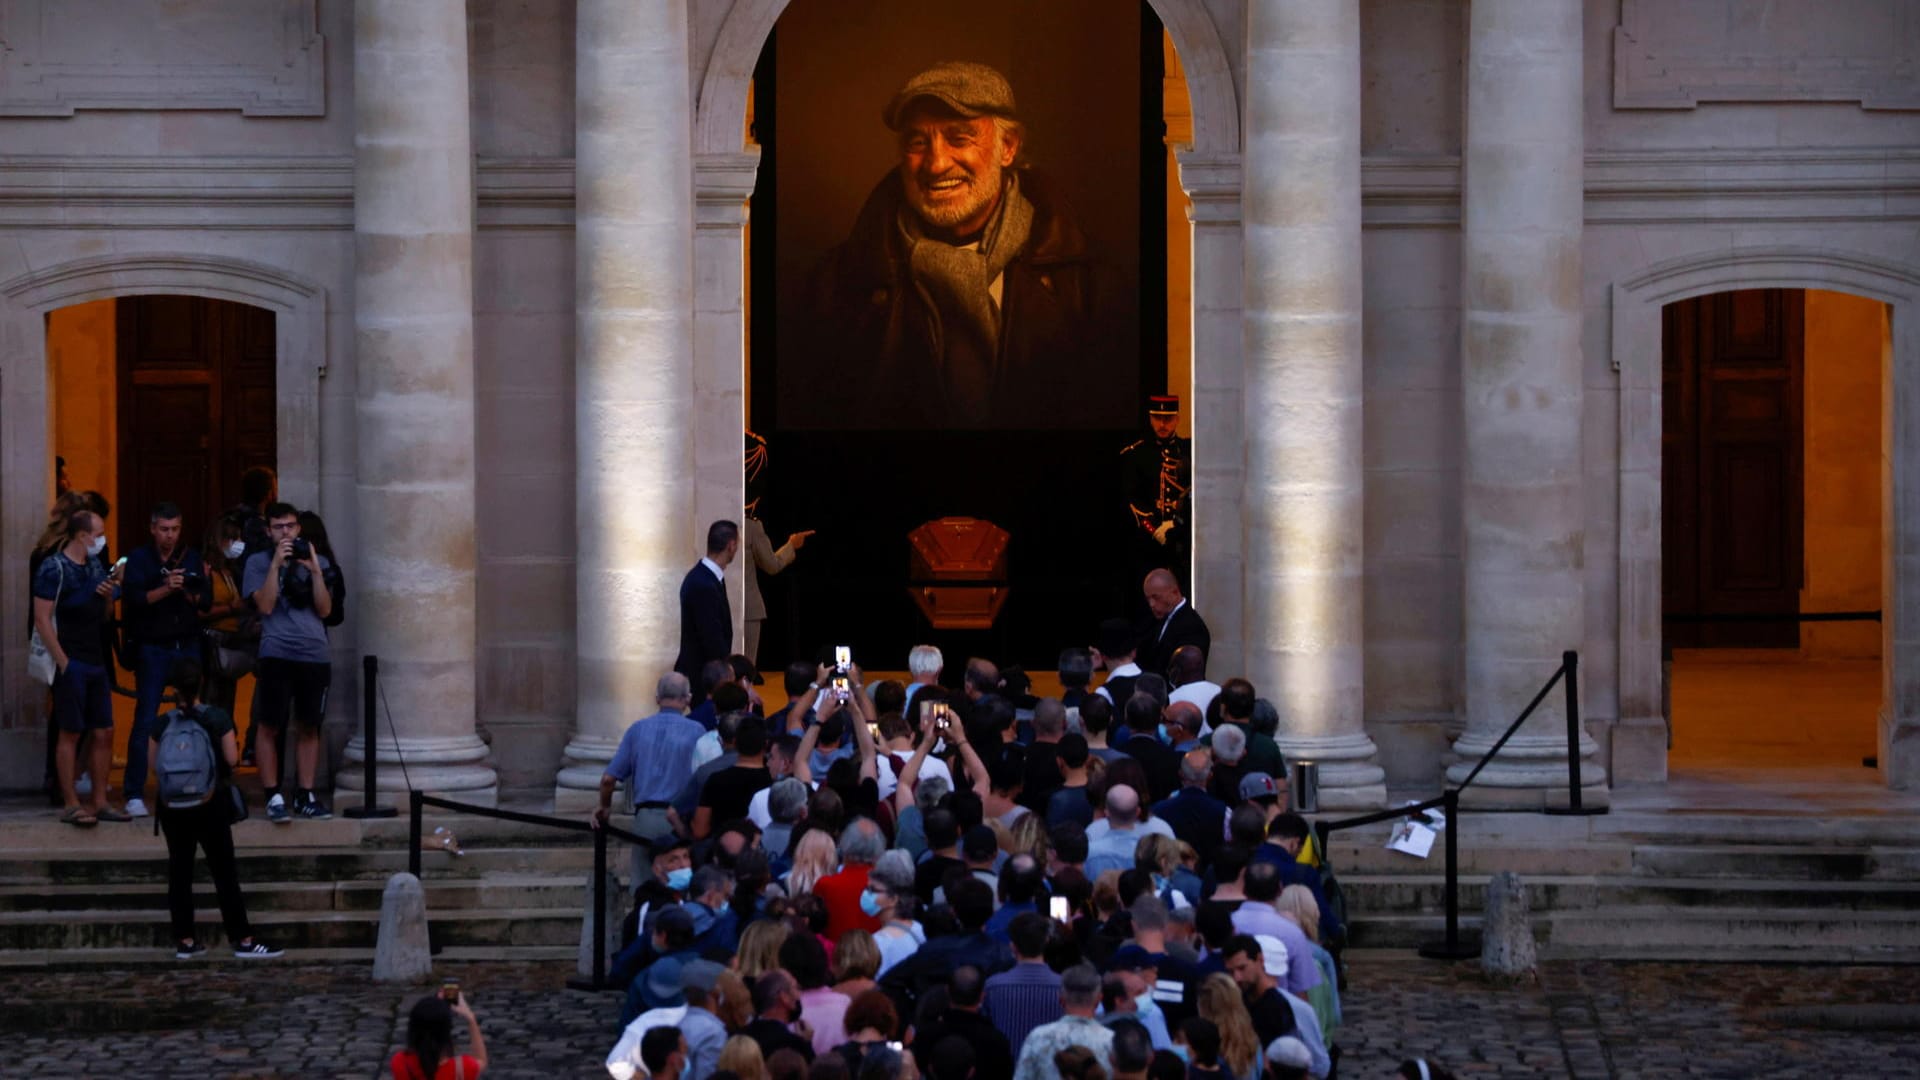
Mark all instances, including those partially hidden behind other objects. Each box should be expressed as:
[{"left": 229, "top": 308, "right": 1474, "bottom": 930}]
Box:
[
  {"left": 908, "top": 645, "right": 944, "bottom": 677},
  {"left": 1211, "top": 724, "right": 1247, "bottom": 764},
  {"left": 1250, "top": 697, "right": 1281, "bottom": 737},
  {"left": 656, "top": 672, "right": 691, "bottom": 703},
  {"left": 1105, "top": 784, "right": 1140, "bottom": 828},
  {"left": 838, "top": 817, "right": 886, "bottom": 865},
  {"left": 1178, "top": 751, "right": 1211, "bottom": 788},
  {"left": 1129, "top": 893, "right": 1169, "bottom": 932},
  {"left": 1060, "top": 962, "right": 1102, "bottom": 1008},
  {"left": 871, "top": 849, "right": 919, "bottom": 917},
  {"left": 1033, "top": 699, "right": 1067, "bottom": 740},
  {"left": 914, "top": 774, "right": 952, "bottom": 816},
  {"left": 690, "top": 864, "right": 734, "bottom": 898},
  {"left": 768, "top": 778, "right": 809, "bottom": 824}
]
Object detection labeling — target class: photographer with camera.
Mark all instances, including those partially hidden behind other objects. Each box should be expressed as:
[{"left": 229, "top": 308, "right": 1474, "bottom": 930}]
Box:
[
  {"left": 242, "top": 502, "right": 334, "bottom": 823},
  {"left": 122, "top": 501, "right": 213, "bottom": 818}
]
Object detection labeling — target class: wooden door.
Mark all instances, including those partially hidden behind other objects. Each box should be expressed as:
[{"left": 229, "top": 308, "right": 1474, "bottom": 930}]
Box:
[
  {"left": 115, "top": 296, "right": 276, "bottom": 556},
  {"left": 1662, "top": 289, "right": 1804, "bottom": 648}
]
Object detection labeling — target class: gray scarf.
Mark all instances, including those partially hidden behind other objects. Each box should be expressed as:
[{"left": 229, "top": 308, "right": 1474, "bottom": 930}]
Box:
[{"left": 898, "top": 175, "right": 1035, "bottom": 420}]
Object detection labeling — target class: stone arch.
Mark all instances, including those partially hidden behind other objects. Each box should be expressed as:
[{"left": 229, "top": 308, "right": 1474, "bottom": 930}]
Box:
[
  {"left": 692, "top": 0, "right": 1240, "bottom": 157},
  {"left": 0, "top": 251, "right": 328, "bottom": 781},
  {"left": 1609, "top": 246, "right": 1920, "bottom": 790}
]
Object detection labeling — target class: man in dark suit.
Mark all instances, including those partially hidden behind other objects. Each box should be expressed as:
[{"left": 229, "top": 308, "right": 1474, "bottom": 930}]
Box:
[
  {"left": 1137, "top": 568, "right": 1210, "bottom": 680},
  {"left": 675, "top": 520, "right": 739, "bottom": 702}
]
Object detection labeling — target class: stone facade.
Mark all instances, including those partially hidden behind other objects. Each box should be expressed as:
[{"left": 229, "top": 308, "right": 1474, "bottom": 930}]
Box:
[{"left": 1, "top": 0, "right": 1917, "bottom": 799}]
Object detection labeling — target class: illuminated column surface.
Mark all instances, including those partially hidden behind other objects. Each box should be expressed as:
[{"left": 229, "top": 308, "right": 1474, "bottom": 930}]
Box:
[
  {"left": 555, "top": 0, "right": 697, "bottom": 809},
  {"left": 1242, "top": 0, "right": 1384, "bottom": 808},
  {"left": 340, "top": 0, "right": 496, "bottom": 805},
  {"left": 1451, "top": 0, "right": 1606, "bottom": 805}
]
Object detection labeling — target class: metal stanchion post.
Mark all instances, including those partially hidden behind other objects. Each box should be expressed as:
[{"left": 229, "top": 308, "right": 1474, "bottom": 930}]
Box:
[
  {"left": 345, "top": 655, "right": 397, "bottom": 819},
  {"left": 1546, "top": 650, "right": 1606, "bottom": 816},
  {"left": 1419, "top": 788, "right": 1476, "bottom": 960}
]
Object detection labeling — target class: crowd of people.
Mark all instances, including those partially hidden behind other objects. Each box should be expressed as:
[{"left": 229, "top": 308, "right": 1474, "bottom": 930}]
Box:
[
  {"left": 592, "top": 537, "right": 1457, "bottom": 1080},
  {"left": 26, "top": 465, "right": 347, "bottom": 960}
]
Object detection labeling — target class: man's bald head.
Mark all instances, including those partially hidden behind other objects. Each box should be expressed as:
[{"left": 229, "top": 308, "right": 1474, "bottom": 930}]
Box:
[
  {"left": 1106, "top": 783, "right": 1141, "bottom": 827},
  {"left": 1167, "top": 645, "right": 1206, "bottom": 688},
  {"left": 1143, "top": 570, "right": 1184, "bottom": 621},
  {"left": 1165, "top": 701, "right": 1202, "bottom": 741},
  {"left": 1179, "top": 749, "right": 1211, "bottom": 788}
]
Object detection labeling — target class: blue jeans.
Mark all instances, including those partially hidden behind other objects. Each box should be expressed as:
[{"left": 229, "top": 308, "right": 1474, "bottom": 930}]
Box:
[{"left": 130, "top": 641, "right": 197, "bottom": 801}]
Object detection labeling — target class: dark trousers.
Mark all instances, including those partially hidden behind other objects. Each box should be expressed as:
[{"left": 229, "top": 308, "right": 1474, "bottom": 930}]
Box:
[{"left": 159, "top": 797, "right": 252, "bottom": 945}]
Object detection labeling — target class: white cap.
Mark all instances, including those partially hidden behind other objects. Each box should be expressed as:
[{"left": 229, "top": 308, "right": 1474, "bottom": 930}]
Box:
[
  {"left": 1254, "top": 933, "right": 1290, "bottom": 978},
  {"left": 1266, "top": 1036, "right": 1312, "bottom": 1069}
]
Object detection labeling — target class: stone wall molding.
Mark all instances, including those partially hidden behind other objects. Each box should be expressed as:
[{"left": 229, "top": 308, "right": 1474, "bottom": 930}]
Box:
[
  {"left": 0, "top": 248, "right": 328, "bottom": 788},
  {"left": 0, "top": 0, "right": 325, "bottom": 117},
  {"left": 1610, "top": 245, "right": 1920, "bottom": 791}
]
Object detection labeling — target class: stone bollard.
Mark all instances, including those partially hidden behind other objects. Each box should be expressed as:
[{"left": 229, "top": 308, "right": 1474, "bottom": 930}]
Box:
[
  {"left": 576, "top": 867, "right": 629, "bottom": 981},
  {"left": 373, "top": 872, "right": 433, "bottom": 983},
  {"left": 1480, "top": 870, "right": 1537, "bottom": 978}
]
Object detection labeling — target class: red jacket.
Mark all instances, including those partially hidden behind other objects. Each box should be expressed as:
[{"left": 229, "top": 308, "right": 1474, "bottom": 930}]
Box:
[{"left": 815, "top": 863, "right": 884, "bottom": 940}]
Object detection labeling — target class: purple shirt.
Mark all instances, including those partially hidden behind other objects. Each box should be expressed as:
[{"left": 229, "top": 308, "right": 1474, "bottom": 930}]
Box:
[{"left": 1230, "top": 901, "right": 1322, "bottom": 994}]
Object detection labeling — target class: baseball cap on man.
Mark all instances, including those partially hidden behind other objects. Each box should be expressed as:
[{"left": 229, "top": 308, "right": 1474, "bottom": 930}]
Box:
[
  {"left": 884, "top": 61, "right": 1018, "bottom": 130},
  {"left": 1239, "top": 772, "right": 1281, "bottom": 802},
  {"left": 1108, "top": 944, "right": 1161, "bottom": 972},
  {"left": 1266, "top": 1037, "right": 1312, "bottom": 1070}
]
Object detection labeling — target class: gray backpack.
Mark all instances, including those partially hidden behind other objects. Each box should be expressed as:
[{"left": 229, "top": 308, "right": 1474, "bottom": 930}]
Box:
[{"left": 156, "top": 706, "right": 218, "bottom": 810}]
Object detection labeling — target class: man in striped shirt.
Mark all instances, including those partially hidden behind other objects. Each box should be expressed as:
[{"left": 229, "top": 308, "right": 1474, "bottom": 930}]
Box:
[{"left": 983, "top": 911, "right": 1062, "bottom": 1054}]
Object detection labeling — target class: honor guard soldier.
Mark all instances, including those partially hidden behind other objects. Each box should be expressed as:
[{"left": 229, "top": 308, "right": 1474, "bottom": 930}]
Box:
[{"left": 1122, "top": 394, "right": 1192, "bottom": 588}]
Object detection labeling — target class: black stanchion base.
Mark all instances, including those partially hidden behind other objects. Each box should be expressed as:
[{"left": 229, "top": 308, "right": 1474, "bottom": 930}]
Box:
[
  {"left": 343, "top": 806, "right": 399, "bottom": 819},
  {"left": 1542, "top": 806, "right": 1609, "bottom": 817},
  {"left": 565, "top": 976, "right": 610, "bottom": 992},
  {"left": 1418, "top": 939, "right": 1481, "bottom": 961}
]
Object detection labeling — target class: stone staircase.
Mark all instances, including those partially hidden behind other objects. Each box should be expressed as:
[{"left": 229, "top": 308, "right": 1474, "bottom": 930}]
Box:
[
  {"left": 1328, "top": 808, "right": 1920, "bottom": 961},
  {"left": 0, "top": 811, "right": 601, "bottom": 968}
]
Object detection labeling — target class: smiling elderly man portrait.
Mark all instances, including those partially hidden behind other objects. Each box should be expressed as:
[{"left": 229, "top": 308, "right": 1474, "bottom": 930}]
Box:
[{"left": 805, "top": 60, "right": 1120, "bottom": 429}]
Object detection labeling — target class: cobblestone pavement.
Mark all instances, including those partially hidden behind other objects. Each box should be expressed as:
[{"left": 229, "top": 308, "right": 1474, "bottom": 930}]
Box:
[{"left": 2, "top": 955, "right": 1918, "bottom": 1078}]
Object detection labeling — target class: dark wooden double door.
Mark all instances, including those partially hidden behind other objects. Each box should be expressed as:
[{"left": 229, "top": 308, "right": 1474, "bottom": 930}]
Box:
[
  {"left": 115, "top": 295, "right": 276, "bottom": 557},
  {"left": 1662, "top": 289, "right": 1804, "bottom": 649}
]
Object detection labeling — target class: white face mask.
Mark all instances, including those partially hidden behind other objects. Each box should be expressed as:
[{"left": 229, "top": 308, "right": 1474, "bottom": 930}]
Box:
[
  {"left": 224, "top": 539, "right": 246, "bottom": 559},
  {"left": 86, "top": 535, "right": 107, "bottom": 557}
]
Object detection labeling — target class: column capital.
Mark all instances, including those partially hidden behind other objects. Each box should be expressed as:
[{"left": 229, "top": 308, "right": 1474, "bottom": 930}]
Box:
[
  {"left": 1175, "top": 150, "right": 1242, "bottom": 225},
  {"left": 694, "top": 150, "right": 762, "bottom": 229}
]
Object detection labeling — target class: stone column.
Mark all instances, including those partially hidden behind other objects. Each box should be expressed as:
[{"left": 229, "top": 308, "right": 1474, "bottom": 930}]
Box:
[
  {"left": 1450, "top": 0, "right": 1605, "bottom": 805},
  {"left": 555, "top": 0, "right": 696, "bottom": 810},
  {"left": 341, "top": 0, "right": 496, "bottom": 805},
  {"left": 1242, "top": 0, "right": 1384, "bottom": 809}
]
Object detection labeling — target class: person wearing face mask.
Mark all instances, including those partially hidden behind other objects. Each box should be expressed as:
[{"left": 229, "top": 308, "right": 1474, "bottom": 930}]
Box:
[
  {"left": 743, "top": 970, "right": 816, "bottom": 1064},
  {"left": 1174, "top": 1016, "right": 1227, "bottom": 1078},
  {"left": 684, "top": 865, "right": 740, "bottom": 955},
  {"left": 200, "top": 513, "right": 261, "bottom": 720},
  {"left": 620, "top": 839, "right": 694, "bottom": 952},
  {"left": 32, "top": 510, "right": 127, "bottom": 826}
]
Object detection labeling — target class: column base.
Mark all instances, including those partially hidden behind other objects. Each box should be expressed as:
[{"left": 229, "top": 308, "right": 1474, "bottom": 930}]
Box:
[
  {"left": 1275, "top": 732, "right": 1388, "bottom": 810},
  {"left": 335, "top": 733, "right": 498, "bottom": 809},
  {"left": 1446, "top": 731, "right": 1608, "bottom": 809},
  {"left": 553, "top": 735, "right": 620, "bottom": 813}
]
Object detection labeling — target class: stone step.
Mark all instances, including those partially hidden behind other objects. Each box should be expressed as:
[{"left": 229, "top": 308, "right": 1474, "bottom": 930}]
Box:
[
  {"left": 0, "top": 905, "right": 583, "bottom": 953},
  {"left": 1338, "top": 873, "right": 1920, "bottom": 912},
  {"left": 0, "top": 873, "right": 584, "bottom": 914},
  {"left": 0, "top": 944, "right": 580, "bottom": 970},
  {"left": 1345, "top": 906, "right": 1920, "bottom": 960},
  {"left": 1323, "top": 842, "right": 1636, "bottom": 876},
  {"left": 0, "top": 845, "right": 595, "bottom": 886},
  {"left": 1628, "top": 844, "right": 1920, "bottom": 881}
]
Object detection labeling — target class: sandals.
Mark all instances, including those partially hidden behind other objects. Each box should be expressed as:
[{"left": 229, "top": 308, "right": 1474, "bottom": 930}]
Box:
[
  {"left": 60, "top": 807, "right": 98, "bottom": 827},
  {"left": 93, "top": 806, "right": 133, "bottom": 823}
]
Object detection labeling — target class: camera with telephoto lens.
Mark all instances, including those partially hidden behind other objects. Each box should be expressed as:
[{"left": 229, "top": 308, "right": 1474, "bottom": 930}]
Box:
[{"left": 289, "top": 538, "right": 312, "bottom": 560}]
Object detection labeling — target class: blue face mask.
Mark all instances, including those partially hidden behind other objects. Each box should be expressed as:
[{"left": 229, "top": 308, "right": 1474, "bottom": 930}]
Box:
[
  {"left": 1158, "top": 723, "right": 1171, "bottom": 743},
  {"left": 665, "top": 866, "right": 692, "bottom": 891},
  {"left": 859, "top": 889, "right": 885, "bottom": 917},
  {"left": 1171, "top": 1046, "right": 1191, "bottom": 1064}
]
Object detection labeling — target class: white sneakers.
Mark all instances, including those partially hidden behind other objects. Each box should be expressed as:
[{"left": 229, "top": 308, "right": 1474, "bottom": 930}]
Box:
[{"left": 125, "top": 798, "right": 150, "bottom": 818}]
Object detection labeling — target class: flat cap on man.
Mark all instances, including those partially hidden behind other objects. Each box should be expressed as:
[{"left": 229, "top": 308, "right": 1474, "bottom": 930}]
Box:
[{"left": 884, "top": 61, "right": 1018, "bottom": 130}]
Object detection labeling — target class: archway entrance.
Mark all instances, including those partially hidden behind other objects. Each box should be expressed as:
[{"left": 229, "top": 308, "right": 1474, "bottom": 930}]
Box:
[
  {"left": 1660, "top": 288, "right": 1890, "bottom": 769},
  {"left": 44, "top": 293, "right": 277, "bottom": 799}
]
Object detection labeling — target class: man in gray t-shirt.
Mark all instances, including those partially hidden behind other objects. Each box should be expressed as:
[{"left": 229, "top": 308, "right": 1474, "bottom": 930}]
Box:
[{"left": 243, "top": 503, "right": 336, "bottom": 823}]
